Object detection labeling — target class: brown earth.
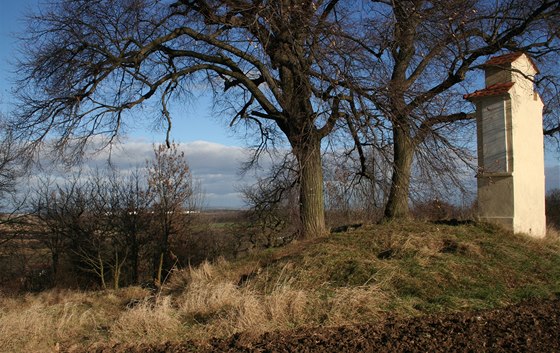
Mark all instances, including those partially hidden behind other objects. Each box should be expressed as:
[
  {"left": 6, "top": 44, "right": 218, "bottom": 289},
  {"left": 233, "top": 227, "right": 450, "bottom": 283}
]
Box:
[{"left": 81, "top": 298, "right": 560, "bottom": 353}]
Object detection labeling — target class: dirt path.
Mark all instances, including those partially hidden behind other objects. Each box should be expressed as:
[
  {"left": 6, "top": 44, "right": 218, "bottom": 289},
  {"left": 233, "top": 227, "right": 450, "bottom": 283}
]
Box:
[{"left": 86, "top": 298, "right": 560, "bottom": 352}]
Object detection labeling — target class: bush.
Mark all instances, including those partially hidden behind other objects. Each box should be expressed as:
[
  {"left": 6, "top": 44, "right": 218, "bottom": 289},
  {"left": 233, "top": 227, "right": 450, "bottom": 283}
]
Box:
[
  {"left": 411, "top": 199, "right": 465, "bottom": 221},
  {"left": 546, "top": 189, "right": 560, "bottom": 229}
]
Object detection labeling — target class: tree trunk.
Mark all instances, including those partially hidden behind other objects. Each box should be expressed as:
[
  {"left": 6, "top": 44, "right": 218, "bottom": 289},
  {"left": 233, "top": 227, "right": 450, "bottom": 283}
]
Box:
[
  {"left": 384, "top": 124, "right": 415, "bottom": 220},
  {"left": 98, "top": 253, "right": 107, "bottom": 289},
  {"left": 294, "top": 133, "right": 326, "bottom": 238},
  {"left": 113, "top": 251, "right": 120, "bottom": 290},
  {"left": 153, "top": 215, "right": 171, "bottom": 285},
  {"left": 51, "top": 251, "right": 59, "bottom": 285},
  {"left": 129, "top": 238, "right": 139, "bottom": 285},
  {"left": 154, "top": 251, "right": 164, "bottom": 286}
]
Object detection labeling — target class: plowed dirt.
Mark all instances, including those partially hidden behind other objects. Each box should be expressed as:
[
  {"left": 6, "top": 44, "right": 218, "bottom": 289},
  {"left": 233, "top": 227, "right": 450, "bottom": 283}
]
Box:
[{"left": 82, "top": 298, "right": 560, "bottom": 352}]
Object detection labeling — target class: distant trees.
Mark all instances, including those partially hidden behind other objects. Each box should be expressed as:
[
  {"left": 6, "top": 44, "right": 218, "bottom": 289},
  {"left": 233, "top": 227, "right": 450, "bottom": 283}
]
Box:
[
  {"left": 30, "top": 144, "right": 200, "bottom": 289},
  {"left": 546, "top": 189, "right": 560, "bottom": 229}
]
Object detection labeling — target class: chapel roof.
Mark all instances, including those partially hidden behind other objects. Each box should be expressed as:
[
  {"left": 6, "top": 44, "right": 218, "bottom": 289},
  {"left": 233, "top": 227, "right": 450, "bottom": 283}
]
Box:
[
  {"left": 463, "top": 82, "right": 515, "bottom": 101},
  {"left": 483, "top": 52, "right": 540, "bottom": 74}
]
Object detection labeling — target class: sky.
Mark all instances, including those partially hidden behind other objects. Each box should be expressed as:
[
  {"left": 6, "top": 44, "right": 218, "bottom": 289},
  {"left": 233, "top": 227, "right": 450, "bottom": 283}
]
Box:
[
  {"left": 0, "top": 0, "right": 559, "bottom": 209},
  {"left": 0, "top": 0, "right": 255, "bottom": 208},
  {"left": 0, "top": 1, "right": 239, "bottom": 145}
]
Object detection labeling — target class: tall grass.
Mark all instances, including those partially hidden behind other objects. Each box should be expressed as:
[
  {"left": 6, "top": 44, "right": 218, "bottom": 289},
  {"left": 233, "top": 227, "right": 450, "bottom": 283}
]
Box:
[
  {"left": 0, "top": 291, "right": 101, "bottom": 352},
  {"left": 0, "top": 222, "right": 559, "bottom": 351},
  {"left": 111, "top": 296, "right": 183, "bottom": 344}
]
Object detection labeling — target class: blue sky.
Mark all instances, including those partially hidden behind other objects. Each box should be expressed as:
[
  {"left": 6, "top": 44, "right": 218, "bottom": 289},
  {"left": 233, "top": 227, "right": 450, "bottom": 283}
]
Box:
[
  {"left": 0, "top": 0, "right": 558, "bottom": 208},
  {"left": 0, "top": 1, "right": 25, "bottom": 108},
  {"left": 0, "top": 0, "right": 239, "bottom": 147},
  {"left": 0, "top": 0, "right": 252, "bottom": 208}
]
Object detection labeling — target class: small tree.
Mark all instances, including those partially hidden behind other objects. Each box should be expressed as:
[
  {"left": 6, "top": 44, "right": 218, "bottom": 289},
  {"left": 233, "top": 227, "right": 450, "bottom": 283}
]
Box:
[
  {"left": 147, "top": 143, "right": 197, "bottom": 286},
  {"left": 241, "top": 152, "right": 300, "bottom": 249},
  {"left": 87, "top": 169, "right": 133, "bottom": 290},
  {"left": 32, "top": 170, "right": 145, "bottom": 289},
  {"left": 111, "top": 168, "right": 152, "bottom": 285},
  {"left": 32, "top": 176, "right": 87, "bottom": 285}
]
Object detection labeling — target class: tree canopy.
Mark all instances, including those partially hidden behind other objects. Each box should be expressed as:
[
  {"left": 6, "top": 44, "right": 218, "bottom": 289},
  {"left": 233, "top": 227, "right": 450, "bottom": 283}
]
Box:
[{"left": 6, "top": 0, "right": 560, "bottom": 235}]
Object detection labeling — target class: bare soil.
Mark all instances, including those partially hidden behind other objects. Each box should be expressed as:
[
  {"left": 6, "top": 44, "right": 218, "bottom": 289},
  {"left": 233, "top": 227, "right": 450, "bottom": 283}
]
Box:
[{"left": 81, "top": 298, "right": 560, "bottom": 353}]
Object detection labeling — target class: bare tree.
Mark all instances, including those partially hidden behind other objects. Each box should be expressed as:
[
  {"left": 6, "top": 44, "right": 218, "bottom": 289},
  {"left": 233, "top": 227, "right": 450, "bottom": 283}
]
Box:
[
  {"left": 11, "top": 0, "right": 559, "bottom": 229},
  {"left": 87, "top": 169, "right": 135, "bottom": 289},
  {"left": 32, "top": 169, "right": 144, "bottom": 289},
  {"left": 28, "top": 146, "right": 201, "bottom": 289},
  {"left": 0, "top": 131, "right": 19, "bottom": 198},
  {"left": 0, "top": 122, "right": 27, "bottom": 243},
  {"left": 241, "top": 153, "right": 299, "bottom": 248},
  {"left": 0, "top": 118, "right": 25, "bottom": 226},
  {"left": 337, "top": 0, "right": 560, "bottom": 219},
  {"left": 111, "top": 168, "right": 152, "bottom": 285},
  {"left": 540, "top": 60, "right": 560, "bottom": 140},
  {"left": 9, "top": 0, "right": 358, "bottom": 238},
  {"left": 147, "top": 143, "right": 198, "bottom": 286},
  {"left": 32, "top": 174, "right": 90, "bottom": 286},
  {"left": 323, "top": 157, "right": 383, "bottom": 225}
]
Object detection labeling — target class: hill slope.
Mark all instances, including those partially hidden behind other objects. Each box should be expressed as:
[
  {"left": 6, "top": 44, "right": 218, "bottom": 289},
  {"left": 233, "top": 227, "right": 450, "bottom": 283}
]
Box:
[{"left": 1, "top": 221, "right": 559, "bottom": 352}]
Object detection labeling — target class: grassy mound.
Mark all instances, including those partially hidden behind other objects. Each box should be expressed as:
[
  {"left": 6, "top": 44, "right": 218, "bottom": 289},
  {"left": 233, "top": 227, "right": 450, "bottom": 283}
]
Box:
[
  {"left": 191, "top": 221, "right": 560, "bottom": 314},
  {"left": 1, "top": 222, "right": 559, "bottom": 352}
]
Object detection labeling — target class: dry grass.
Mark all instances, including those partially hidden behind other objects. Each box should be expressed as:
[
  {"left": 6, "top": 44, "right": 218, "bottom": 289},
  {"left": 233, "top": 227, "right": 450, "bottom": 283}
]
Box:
[
  {"left": 0, "top": 291, "right": 101, "bottom": 352},
  {"left": 0, "top": 288, "right": 149, "bottom": 352},
  {"left": 546, "top": 225, "right": 560, "bottom": 241},
  {"left": 1, "top": 221, "right": 559, "bottom": 351},
  {"left": 169, "top": 260, "right": 384, "bottom": 339},
  {"left": 110, "top": 296, "right": 183, "bottom": 344}
]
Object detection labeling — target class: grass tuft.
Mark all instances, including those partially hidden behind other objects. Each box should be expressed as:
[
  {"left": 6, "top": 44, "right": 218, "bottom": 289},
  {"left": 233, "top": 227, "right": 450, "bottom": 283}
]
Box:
[{"left": 110, "top": 296, "right": 183, "bottom": 344}]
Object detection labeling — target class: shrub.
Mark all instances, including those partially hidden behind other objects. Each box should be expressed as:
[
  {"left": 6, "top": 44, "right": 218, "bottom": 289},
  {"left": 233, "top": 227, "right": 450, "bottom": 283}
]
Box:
[{"left": 546, "top": 189, "right": 560, "bottom": 229}]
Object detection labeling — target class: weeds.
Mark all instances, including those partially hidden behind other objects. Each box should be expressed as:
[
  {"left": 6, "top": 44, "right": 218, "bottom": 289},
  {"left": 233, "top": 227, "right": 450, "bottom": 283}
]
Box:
[
  {"left": 0, "top": 222, "right": 559, "bottom": 351},
  {"left": 110, "top": 296, "right": 183, "bottom": 344}
]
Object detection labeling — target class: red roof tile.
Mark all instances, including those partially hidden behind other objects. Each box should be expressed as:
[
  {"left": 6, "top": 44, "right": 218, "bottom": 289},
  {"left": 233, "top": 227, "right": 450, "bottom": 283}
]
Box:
[
  {"left": 484, "top": 52, "right": 540, "bottom": 73},
  {"left": 485, "top": 52, "right": 524, "bottom": 66},
  {"left": 464, "top": 82, "right": 515, "bottom": 101}
]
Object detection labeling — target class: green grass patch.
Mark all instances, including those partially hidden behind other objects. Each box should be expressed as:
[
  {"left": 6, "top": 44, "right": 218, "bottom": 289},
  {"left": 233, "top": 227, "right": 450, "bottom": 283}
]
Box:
[{"left": 233, "top": 221, "right": 560, "bottom": 314}]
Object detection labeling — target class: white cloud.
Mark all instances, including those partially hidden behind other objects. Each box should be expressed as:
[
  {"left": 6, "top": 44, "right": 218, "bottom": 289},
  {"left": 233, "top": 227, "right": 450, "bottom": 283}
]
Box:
[
  {"left": 116, "top": 140, "right": 253, "bottom": 208},
  {"left": 28, "top": 137, "right": 559, "bottom": 210},
  {"left": 181, "top": 141, "right": 247, "bottom": 175},
  {"left": 28, "top": 139, "right": 255, "bottom": 209}
]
